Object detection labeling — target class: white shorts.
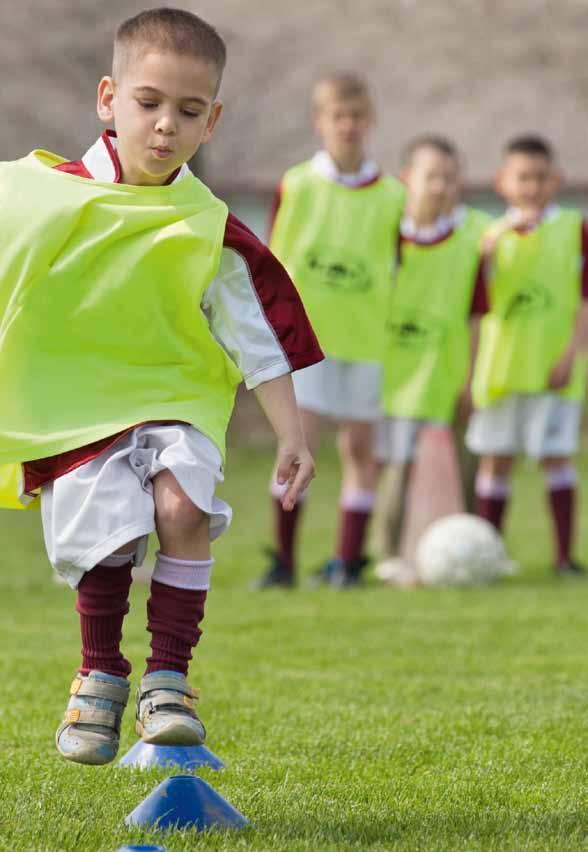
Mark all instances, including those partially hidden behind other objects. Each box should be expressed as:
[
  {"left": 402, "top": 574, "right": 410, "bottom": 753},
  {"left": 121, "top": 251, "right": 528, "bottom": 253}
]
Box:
[
  {"left": 41, "top": 423, "right": 232, "bottom": 588},
  {"left": 375, "top": 417, "right": 443, "bottom": 464},
  {"left": 293, "top": 357, "right": 381, "bottom": 422},
  {"left": 466, "top": 394, "right": 582, "bottom": 458}
]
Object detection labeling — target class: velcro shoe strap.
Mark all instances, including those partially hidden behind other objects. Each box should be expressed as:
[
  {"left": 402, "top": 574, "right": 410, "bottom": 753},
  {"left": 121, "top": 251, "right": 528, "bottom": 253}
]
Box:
[
  {"left": 140, "top": 674, "right": 195, "bottom": 697},
  {"left": 65, "top": 707, "right": 118, "bottom": 728},
  {"left": 145, "top": 692, "right": 197, "bottom": 714},
  {"left": 70, "top": 677, "right": 129, "bottom": 705}
]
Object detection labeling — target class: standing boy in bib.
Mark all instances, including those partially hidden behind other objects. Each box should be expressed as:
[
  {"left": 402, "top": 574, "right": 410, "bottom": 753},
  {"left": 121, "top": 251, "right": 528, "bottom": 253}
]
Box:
[
  {"left": 258, "top": 73, "right": 405, "bottom": 588},
  {"left": 468, "top": 135, "right": 588, "bottom": 575},
  {"left": 0, "top": 8, "right": 322, "bottom": 765},
  {"left": 374, "top": 136, "right": 489, "bottom": 577}
]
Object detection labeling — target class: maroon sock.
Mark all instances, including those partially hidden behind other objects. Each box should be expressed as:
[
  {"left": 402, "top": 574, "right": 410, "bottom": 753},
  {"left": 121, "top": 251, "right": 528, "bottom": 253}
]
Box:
[
  {"left": 476, "top": 495, "right": 508, "bottom": 533},
  {"left": 548, "top": 486, "right": 574, "bottom": 564},
  {"left": 145, "top": 580, "right": 207, "bottom": 676},
  {"left": 336, "top": 508, "right": 371, "bottom": 564},
  {"left": 76, "top": 562, "right": 133, "bottom": 679},
  {"left": 273, "top": 497, "right": 302, "bottom": 574}
]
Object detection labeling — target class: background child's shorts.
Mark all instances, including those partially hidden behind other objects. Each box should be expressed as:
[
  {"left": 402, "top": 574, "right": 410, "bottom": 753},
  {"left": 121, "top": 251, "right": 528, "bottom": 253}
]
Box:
[
  {"left": 292, "top": 357, "right": 381, "bottom": 422},
  {"left": 466, "top": 393, "right": 581, "bottom": 458},
  {"left": 375, "top": 417, "right": 444, "bottom": 464},
  {"left": 41, "top": 424, "right": 232, "bottom": 588}
]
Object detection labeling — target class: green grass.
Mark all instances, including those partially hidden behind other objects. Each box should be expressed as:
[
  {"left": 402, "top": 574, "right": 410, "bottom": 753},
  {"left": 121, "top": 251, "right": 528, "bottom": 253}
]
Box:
[{"left": 2, "top": 439, "right": 588, "bottom": 851}]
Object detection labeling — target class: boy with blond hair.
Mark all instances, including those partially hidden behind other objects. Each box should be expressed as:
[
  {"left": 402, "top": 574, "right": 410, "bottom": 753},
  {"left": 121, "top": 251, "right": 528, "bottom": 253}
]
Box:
[
  {"left": 373, "top": 135, "right": 489, "bottom": 578},
  {"left": 258, "top": 72, "right": 405, "bottom": 588},
  {"left": 468, "top": 135, "right": 588, "bottom": 575},
  {"left": 0, "top": 7, "right": 322, "bottom": 765}
]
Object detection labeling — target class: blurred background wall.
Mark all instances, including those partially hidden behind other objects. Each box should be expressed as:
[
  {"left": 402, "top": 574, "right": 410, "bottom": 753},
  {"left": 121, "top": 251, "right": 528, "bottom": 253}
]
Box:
[{"left": 2, "top": 0, "right": 588, "bottom": 237}]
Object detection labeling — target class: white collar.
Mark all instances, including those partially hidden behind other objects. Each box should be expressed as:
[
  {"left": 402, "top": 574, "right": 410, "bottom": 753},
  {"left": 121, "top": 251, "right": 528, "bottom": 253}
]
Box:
[
  {"left": 81, "top": 131, "right": 192, "bottom": 184},
  {"left": 401, "top": 205, "right": 467, "bottom": 243},
  {"left": 311, "top": 150, "right": 380, "bottom": 187},
  {"left": 505, "top": 203, "right": 561, "bottom": 228}
]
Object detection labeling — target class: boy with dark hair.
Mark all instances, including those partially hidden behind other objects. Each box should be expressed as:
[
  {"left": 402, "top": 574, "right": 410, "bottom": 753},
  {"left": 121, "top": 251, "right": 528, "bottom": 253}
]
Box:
[
  {"left": 468, "top": 134, "right": 588, "bottom": 575},
  {"left": 258, "top": 71, "right": 405, "bottom": 588},
  {"left": 373, "top": 135, "right": 489, "bottom": 579},
  {"left": 0, "top": 7, "right": 322, "bottom": 764}
]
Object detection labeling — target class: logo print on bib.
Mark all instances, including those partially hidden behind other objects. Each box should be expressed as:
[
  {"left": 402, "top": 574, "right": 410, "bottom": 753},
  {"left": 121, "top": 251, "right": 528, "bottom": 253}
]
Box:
[
  {"left": 387, "top": 311, "right": 445, "bottom": 349},
  {"left": 305, "top": 247, "right": 372, "bottom": 292},
  {"left": 504, "top": 281, "right": 552, "bottom": 319}
]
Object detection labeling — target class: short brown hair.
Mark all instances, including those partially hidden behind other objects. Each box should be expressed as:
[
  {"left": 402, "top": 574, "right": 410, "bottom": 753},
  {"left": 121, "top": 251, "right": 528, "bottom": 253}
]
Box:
[
  {"left": 312, "top": 71, "right": 372, "bottom": 111},
  {"left": 402, "top": 134, "right": 459, "bottom": 168},
  {"left": 504, "top": 134, "right": 553, "bottom": 161},
  {"left": 113, "top": 8, "right": 226, "bottom": 88}
]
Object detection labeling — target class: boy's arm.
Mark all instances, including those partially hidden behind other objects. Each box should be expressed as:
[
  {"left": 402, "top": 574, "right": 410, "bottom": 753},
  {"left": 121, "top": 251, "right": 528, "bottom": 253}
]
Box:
[
  {"left": 254, "top": 374, "right": 314, "bottom": 510},
  {"left": 457, "top": 260, "right": 487, "bottom": 422}
]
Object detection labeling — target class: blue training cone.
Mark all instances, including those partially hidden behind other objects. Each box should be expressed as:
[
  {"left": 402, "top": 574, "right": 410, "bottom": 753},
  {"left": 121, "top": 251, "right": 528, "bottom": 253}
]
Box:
[
  {"left": 116, "top": 846, "right": 167, "bottom": 851},
  {"left": 124, "top": 774, "right": 248, "bottom": 832},
  {"left": 118, "top": 741, "right": 225, "bottom": 771}
]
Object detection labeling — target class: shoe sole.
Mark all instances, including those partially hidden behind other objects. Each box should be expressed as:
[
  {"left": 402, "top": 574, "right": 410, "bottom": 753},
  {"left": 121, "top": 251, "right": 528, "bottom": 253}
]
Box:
[{"left": 136, "top": 719, "right": 205, "bottom": 747}]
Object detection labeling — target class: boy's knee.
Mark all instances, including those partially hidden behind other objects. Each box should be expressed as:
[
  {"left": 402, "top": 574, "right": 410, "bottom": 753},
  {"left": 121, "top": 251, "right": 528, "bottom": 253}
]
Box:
[
  {"left": 338, "top": 425, "right": 373, "bottom": 464},
  {"left": 154, "top": 474, "right": 207, "bottom": 535}
]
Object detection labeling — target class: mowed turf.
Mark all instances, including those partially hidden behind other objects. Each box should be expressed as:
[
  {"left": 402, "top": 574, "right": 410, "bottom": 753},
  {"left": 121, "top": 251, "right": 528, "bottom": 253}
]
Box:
[{"left": 2, "top": 437, "right": 588, "bottom": 851}]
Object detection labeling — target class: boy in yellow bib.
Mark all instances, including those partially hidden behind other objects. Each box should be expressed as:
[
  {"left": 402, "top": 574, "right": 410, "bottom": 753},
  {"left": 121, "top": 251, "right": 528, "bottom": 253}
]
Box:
[
  {"left": 0, "top": 8, "right": 322, "bottom": 765},
  {"left": 468, "top": 135, "right": 588, "bottom": 576},
  {"left": 374, "top": 136, "right": 489, "bottom": 576},
  {"left": 259, "top": 73, "right": 405, "bottom": 588}
]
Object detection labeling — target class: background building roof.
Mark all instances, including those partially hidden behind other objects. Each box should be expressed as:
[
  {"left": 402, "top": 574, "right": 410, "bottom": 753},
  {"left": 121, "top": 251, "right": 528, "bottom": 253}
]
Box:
[{"left": 3, "top": 0, "right": 586, "bottom": 188}]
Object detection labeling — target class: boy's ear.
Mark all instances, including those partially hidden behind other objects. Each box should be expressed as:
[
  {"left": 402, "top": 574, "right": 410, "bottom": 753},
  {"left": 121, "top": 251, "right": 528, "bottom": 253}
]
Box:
[
  {"left": 549, "top": 169, "right": 563, "bottom": 195},
  {"left": 201, "top": 100, "right": 223, "bottom": 145},
  {"left": 493, "top": 169, "right": 504, "bottom": 196},
  {"left": 97, "top": 77, "right": 116, "bottom": 124}
]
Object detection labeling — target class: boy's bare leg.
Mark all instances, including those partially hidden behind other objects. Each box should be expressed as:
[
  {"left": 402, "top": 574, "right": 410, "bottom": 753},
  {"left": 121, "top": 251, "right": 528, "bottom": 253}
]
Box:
[
  {"left": 334, "top": 420, "right": 377, "bottom": 579},
  {"left": 541, "top": 455, "right": 583, "bottom": 572},
  {"left": 475, "top": 454, "right": 515, "bottom": 533},
  {"left": 134, "top": 469, "right": 212, "bottom": 746},
  {"left": 371, "top": 462, "right": 411, "bottom": 562}
]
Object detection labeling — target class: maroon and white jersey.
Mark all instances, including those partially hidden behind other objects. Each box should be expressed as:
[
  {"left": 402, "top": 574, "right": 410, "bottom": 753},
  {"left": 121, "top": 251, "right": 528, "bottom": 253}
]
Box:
[{"left": 23, "top": 132, "right": 322, "bottom": 490}]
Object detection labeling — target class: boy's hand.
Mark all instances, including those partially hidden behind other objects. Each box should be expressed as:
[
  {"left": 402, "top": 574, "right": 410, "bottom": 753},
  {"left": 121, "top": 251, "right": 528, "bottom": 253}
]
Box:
[
  {"left": 548, "top": 348, "right": 575, "bottom": 389},
  {"left": 276, "top": 441, "right": 316, "bottom": 511}
]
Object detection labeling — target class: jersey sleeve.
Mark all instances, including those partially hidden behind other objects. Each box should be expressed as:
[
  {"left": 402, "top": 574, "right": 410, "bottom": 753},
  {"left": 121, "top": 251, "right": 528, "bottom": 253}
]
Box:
[
  {"left": 201, "top": 212, "right": 323, "bottom": 390},
  {"left": 469, "top": 257, "right": 489, "bottom": 316}
]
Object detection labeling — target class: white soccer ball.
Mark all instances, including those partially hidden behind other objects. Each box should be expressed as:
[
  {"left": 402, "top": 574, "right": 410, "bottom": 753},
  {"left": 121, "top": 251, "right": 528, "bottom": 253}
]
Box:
[{"left": 416, "top": 513, "right": 516, "bottom": 587}]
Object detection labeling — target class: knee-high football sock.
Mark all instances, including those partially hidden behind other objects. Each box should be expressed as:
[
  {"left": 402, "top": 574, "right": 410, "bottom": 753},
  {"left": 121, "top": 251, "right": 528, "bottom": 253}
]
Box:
[
  {"left": 336, "top": 489, "right": 376, "bottom": 564},
  {"left": 76, "top": 553, "right": 134, "bottom": 678},
  {"left": 270, "top": 480, "right": 306, "bottom": 575},
  {"left": 545, "top": 465, "right": 577, "bottom": 564},
  {"left": 475, "top": 472, "right": 511, "bottom": 533},
  {"left": 145, "top": 553, "right": 211, "bottom": 676}
]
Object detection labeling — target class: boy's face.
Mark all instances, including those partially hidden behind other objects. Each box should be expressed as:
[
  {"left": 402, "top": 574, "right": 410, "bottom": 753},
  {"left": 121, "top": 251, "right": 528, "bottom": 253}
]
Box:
[
  {"left": 497, "top": 153, "right": 559, "bottom": 213},
  {"left": 313, "top": 95, "right": 373, "bottom": 164},
  {"left": 97, "top": 51, "right": 223, "bottom": 186},
  {"left": 403, "top": 147, "right": 460, "bottom": 218}
]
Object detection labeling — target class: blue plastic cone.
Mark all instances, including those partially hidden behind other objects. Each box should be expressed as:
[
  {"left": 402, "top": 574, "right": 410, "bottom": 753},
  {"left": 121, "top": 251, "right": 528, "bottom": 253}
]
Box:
[
  {"left": 115, "top": 846, "right": 167, "bottom": 851},
  {"left": 124, "top": 774, "right": 248, "bottom": 832},
  {"left": 118, "top": 741, "right": 225, "bottom": 772}
]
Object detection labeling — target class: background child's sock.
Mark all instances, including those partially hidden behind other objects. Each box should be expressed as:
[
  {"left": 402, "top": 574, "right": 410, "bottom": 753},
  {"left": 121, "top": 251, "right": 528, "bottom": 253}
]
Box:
[
  {"left": 336, "top": 489, "right": 376, "bottom": 563},
  {"left": 545, "top": 465, "right": 577, "bottom": 564},
  {"left": 271, "top": 480, "right": 307, "bottom": 574},
  {"left": 475, "top": 472, "right": 511, "bottom": 533},
  {"left": 76, "top": 555, "right": 134, "bottom": 678},
  {"left": 145, "top": 553, "right": 211, "bottom": 675}
]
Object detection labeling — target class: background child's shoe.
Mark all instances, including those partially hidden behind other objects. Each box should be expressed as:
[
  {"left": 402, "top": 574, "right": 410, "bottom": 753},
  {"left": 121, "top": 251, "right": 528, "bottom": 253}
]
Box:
[
  {"left": 55, "top": 671, "right": 130, "bottom": 765},
  {"left": 136, "top": 671, "right": 205, "bottom": 746}
]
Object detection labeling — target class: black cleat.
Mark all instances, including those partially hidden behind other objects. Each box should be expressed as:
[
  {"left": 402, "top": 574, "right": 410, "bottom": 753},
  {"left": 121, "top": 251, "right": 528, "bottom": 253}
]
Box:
[
  {"left": 554, "top": 560, "right": 586, "bottom": 578},
  {"left": 254, "top": 550, "right": 296, "bottom": 589},
  {"left": 309, "top": 557, "right": 369, "bottom": 588}
]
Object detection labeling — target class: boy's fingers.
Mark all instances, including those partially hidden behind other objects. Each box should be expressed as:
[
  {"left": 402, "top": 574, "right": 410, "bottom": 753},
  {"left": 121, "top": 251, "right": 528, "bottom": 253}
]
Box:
[{"left": 281, "top": 458, "right": 314, "bottom": 510}]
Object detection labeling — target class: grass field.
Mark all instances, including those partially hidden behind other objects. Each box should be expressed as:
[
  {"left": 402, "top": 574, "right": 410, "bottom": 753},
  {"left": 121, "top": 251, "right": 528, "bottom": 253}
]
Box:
[{"left": 2, "top": 438, "right": 588, "bottom": 851}]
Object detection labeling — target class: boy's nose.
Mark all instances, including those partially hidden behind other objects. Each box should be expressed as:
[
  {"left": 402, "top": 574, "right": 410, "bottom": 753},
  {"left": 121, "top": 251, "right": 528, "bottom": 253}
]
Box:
[{"left": 155, "top": 114, "right": 176, "bottom": 135}]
